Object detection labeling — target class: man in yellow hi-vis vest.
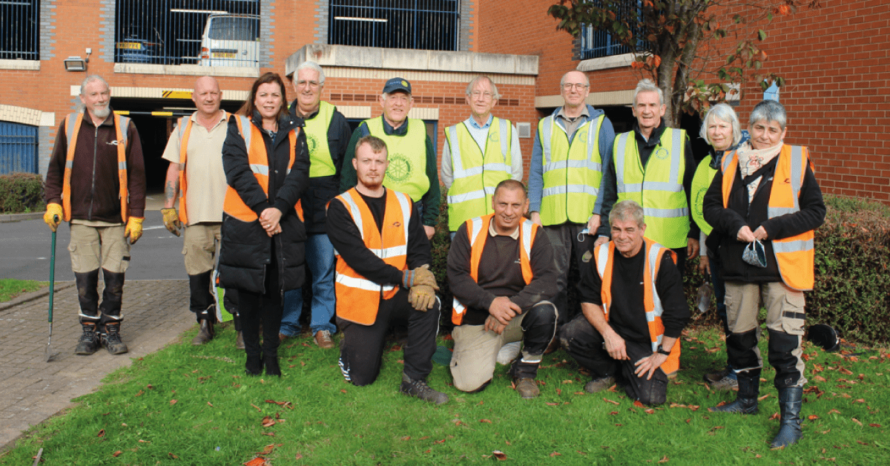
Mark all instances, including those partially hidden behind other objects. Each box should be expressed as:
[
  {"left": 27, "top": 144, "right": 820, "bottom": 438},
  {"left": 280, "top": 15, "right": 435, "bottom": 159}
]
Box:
[
  {"left": 43, "top": 75, "right": 146, "bottom": 356},
  {"left": 528, "top": 70, "right": 616, "bottom": 330},
  {"left": 560, "top": 200, "right": 689, "bottom": 406},
  {"left": 597, "top": 79, "right": 699, "bottom": 279},
  {"left": 279, "top": 61, "right": 352, "bottom": 349},
  {"left": 442, "top": 76, "right": 523, "bottom": 237},
  {"left": 703, "top": 100, "right": 825, "bottom": 449},
  {"left": 160, "top": 76, "right": 237, "bottom": 347},
  {"left": 340, "top": 78, "right": 440, "bottom": 240}
]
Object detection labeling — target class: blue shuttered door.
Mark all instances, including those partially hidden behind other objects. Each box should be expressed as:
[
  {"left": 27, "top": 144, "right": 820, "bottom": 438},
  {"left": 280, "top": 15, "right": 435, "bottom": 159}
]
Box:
[{"left": 0, "top": 121, "right": 38, "bottom": 174}]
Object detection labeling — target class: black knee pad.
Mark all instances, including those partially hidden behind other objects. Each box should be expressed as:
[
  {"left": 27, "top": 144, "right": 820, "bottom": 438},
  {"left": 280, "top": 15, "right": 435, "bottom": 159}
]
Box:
[
  {"left": 727, "top": 328, "right": 760, "bottom": 370},
  {"left": 521, "top": 302, "right": 557, "bottom": 355},
  {"left": 767, "top": 329, "right": 802, "bottom": 388}
]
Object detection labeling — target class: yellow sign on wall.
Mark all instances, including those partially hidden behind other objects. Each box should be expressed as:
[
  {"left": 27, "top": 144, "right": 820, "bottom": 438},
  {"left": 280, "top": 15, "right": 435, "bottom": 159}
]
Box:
[{"left": 162, "top": 90, "right": 192, "bottom": 99}]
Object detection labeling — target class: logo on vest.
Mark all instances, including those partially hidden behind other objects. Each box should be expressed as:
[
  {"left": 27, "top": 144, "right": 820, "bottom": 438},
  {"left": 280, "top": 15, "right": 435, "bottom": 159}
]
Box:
[
  {"left": 654, "top": 147, "right": 669, "bottom": 160},
  {"left": 489, "top": 131, "right": 499, "bottom": 143},
  {"left": 107, "top": 140, "right": 120, "bottom": 146},
  {"left": 385, "top": 154, "right": 412, "bottom": 183},
  {"left": 306, "top": 133, "right": 318, "bottom": 154},
  {"left": 393, "top": 221, "right": 401, "bottom": 228}
]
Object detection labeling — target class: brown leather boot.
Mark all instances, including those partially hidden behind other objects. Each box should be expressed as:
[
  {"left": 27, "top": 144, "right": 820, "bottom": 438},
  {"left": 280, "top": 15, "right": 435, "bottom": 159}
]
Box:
[
  {"left": 192, "top": 319, "right": 214, "bottom": 345},
  {"left": 235, "top": 331, "right": 245, "bottom": 350}
]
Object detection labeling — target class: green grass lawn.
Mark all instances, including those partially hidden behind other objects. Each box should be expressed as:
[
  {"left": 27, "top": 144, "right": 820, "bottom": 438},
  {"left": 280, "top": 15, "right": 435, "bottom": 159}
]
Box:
[
  {"left": 1, "top": 324, "right": 887, "bottom": 465},
  {"left": 0, "top": 279, "right": 45, "bottom": 303}
]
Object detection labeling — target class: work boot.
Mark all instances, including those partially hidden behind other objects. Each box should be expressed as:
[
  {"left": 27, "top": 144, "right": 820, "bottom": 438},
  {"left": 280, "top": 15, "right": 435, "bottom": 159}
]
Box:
[
  {"left": 710, "top": 369, "right": 760, "bottom": 414},
  {"left": 235, "top": 331, "right": 245, "bottom": 350},
  {"left": 74, "top": 322, "right": 100, "bottom": 355},
  {"left": 192, "top": 319, "right": 215, "bottom": 345},
  {"left": 102, "top": 322, "right": 129, "bottom": 355},
  {"left": 399, "top": 373, "right": 448, "bottom": 404},
  {"left": 704, "top": 366, "right": 732, "bottom": 383},
  {"left": 771, "top": 387, "right": 803, "bottom": 449},
  {"left": 584, "top": 376, "right": 616, "bottom": 393},
  {"left": 232, "top": 314, "right": 245, "bottom": 349},
  {"left": 314, "top": 330, "right": 334, "bottom": 349},
  {"left": 515, "top": 378, "right": 540, "bottom": 399}
]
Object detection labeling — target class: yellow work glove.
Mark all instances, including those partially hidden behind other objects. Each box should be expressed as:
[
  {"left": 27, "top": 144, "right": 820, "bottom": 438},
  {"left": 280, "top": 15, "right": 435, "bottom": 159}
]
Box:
[
  {"left": 408, "top": 285, "right": 437, "bottom": 312},
  {"left": 125, "top": 217, "right": 144, "bottom": 244},
  {"left": 161, "top": 208, "right": 182, "bottom": 236},
  {"left": 402, "top": 264, "right": 439, "bottom": 290},
  {"left": 43, "top": 204, "right": 63, "bottom": 232}
]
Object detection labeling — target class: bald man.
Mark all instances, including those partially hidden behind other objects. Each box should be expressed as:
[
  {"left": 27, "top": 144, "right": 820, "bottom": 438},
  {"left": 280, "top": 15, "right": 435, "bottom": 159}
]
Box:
[{"left": 161, "top": 76, "right": 240, "bottom": 346}]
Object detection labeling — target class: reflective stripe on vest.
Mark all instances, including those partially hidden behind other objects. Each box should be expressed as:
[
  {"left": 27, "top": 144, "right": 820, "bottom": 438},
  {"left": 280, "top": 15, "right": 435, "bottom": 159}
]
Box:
[
  {"left": 452, "top": 214, "right": 537, "bottom": 325},
  {"left": 720, "top": 145, "right": 815, "bottom": 290},
  {"left": 365, "top": 117, "right": 430, "bottom": 202},
  {"left": 334, "top": 188, "right": 412, "bottom": 325},
  {"left": 175, "top": 111, "right": 229, "bottom": 225},
  {"left": 594, "top": 239, "right": 681, "bottom": 374},
  {"left": 445, "top": 117, "right": 512, "bottom": 231},
  {"left": 304, "top": 101, "right": 337, "bottom": 178},
  {"left": 62, "top": 113, "right": 130, "bottom": 222},
  {"left": 223, "top": 115, "right": 304, "bottom": 222},
  {"left": 690, "top": 155, "right": 717, "bottom": 236},
  {"left": 614, "top": 128, "right": 689, "bottom": 248},
  {"left": 538, "top": 114, "right": 605, "bottom": 226}
]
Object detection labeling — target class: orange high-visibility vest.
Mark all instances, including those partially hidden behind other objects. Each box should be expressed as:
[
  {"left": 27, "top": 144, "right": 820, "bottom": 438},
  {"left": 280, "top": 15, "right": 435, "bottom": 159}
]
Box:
[
  {"left": 593, "top": 239, "right": 682, "bottom": 374},
  {"left": 451, "top": 214, "right": 538, "bottom": 325},
  {"left": 333, "top": 188, "right": 413, "bottom": 325},
  {"left": 223, "top": 115, "right": 303, "bottom": 222},
  {"left": 61, "top": 112, "right": 131, "bottom": 222},
  {"left": 175, "top": 111, "right": 228, "bottom": 224},
  {"left": 721, "top": 145, "right": 815, "bottom": 291}
]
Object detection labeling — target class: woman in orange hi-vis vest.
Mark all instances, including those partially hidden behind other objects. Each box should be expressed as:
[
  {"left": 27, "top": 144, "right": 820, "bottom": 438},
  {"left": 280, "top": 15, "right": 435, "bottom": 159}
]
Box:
[
  {"left": 218, "top": 73, "right": 310, "bottom": 378},
  {"left": 703, "top": 100, "right": 825, "bottom": 449}
]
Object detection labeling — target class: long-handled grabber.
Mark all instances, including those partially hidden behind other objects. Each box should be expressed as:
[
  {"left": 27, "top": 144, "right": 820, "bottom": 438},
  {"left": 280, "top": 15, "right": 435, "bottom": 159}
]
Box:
[{"left": 46, "top": 215, "right": 61, "bottom": 362}]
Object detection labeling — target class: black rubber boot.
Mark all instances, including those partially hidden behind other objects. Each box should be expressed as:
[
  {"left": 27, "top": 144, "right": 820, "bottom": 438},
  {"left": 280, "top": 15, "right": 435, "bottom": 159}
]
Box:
[
  {"left": 74, "top": 322, "right": 100, "bottom": 355},
  {"left": 264, "top": 354, "right": 281, "bottom": 377},
  {"left": 99, "top": 269, "right": 125, "bottom": 323},
  {"left": 74, "top": 270, "right": 100, "bottom": 324},
  {"left": 710, "top": 368, "right": 760, "bottom": 414},
  {"left": 771, "top": 387, "right": 803, "bottom": 448},
  {"left": 102, "top": 322, "right": 129, "bottom": 355},
  {"left": 245, "top": 353, "right": 263, "bottom": 376}
]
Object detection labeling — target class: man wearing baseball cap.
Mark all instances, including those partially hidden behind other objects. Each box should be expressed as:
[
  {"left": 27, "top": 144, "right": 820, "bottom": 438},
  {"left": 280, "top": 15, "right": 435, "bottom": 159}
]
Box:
[{"left": 340, "top": 77, "right": 441, "bottom": 239}]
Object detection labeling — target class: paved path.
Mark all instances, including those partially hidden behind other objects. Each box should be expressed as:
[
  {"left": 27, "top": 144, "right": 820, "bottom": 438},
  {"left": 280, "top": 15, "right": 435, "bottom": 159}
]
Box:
[{"left": 0, "top": 279, "right": 194, "bottom": 450}]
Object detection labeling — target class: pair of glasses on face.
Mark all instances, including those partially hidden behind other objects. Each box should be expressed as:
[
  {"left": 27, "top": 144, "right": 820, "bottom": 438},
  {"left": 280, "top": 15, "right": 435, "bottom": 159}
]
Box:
[
  {"left": 297, "top": 80, "right": 321, "bottom": 88},
  {"left": 470, "top": 91, "right": 495, "bottom": 99},
  {"left": 563, "top": 83, "right": 589, "bottom": 90}
]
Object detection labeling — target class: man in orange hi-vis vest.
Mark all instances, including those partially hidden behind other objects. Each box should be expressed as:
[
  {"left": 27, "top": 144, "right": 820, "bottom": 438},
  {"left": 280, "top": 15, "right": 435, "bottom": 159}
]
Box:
[
  {"left": 560, "top": 200, "right": 689, "bottom": 406},
  {"left": 327, "top": 135, "right": 448, "bottom": 404},
  {"left": 447, "top": 180, "right": 558, "bottom": 399},
  {"left": 44, "top": 75, "right": 146, "bottom": 357},
  {"left": 703, "top": 100, "right": 825, "bottom": 449}
]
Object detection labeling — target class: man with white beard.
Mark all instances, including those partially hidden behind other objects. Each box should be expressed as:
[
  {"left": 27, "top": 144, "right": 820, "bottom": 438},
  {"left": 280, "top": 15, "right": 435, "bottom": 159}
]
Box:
[{"left": 44, "top": 75, "right": 146, "bottom": 356}]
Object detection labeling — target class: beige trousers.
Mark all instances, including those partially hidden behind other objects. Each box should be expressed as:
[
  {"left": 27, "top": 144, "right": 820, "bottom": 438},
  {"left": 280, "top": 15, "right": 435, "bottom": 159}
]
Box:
[{"left": 182, "top": 223, "right": 221, "bottom": 275}]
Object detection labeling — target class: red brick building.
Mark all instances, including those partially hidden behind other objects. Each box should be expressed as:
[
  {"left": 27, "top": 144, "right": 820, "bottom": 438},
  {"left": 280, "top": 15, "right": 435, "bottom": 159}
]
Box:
[{"left": 0, "top": 0, "right": 886, "bottom": 203}]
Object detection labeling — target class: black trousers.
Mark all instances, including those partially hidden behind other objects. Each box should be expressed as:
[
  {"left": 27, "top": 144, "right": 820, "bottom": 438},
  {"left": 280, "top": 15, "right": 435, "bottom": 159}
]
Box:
[
  {"left": 338, "top": 288, "right": 439, "bottom": 386},
  {"left": 238, "top": 258, "right": 282, "bottom": 358},
  {"left": 671, "top": 246, "right": 688, "bottom": 283},
  {"left": 543, "top": 223, "right": 592, "bottom": 326},
  {"left": 560, "top": 314, "right": 667, "bottom": 406}
]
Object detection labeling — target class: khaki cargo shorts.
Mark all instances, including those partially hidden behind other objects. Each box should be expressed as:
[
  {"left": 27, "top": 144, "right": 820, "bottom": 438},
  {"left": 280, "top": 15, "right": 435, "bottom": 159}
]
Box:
[
  {"left": 68, "top": 224, "right": 130, "bottom": 273},
  {"left": 182, "top": 223, "right": 221, "bottom": 275}
]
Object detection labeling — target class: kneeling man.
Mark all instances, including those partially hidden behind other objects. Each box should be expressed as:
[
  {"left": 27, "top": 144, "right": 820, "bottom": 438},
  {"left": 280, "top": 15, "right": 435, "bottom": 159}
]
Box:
[
  {"left": 327, "top": 135, "right": 448, "bottom": 404},
  {"left": 448, "top": 180, "right": 558, "bottom": 399},
  {"left": 560, "top": 200, "right": 689, "bottom": 405}
]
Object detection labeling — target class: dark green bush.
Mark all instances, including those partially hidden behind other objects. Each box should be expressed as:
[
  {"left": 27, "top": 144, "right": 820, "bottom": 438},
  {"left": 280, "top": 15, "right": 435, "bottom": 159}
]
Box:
[{"left": 0, "top": 172, "right": 45, "bottom": 214}]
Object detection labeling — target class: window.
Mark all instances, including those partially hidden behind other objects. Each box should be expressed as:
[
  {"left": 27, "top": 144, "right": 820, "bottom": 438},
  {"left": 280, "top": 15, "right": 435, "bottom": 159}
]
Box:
[
  {"left": 329, "top": 0, "right": 459, "bottom": 51},
  {"left": 0, "top": 0, "right": 39, "bottom": 60},
  {"left": 115, "top": 0, "right": 259, "bottom": 66},
  {"left": 578, "top": 0, "right": 646, "bottom": 60}
]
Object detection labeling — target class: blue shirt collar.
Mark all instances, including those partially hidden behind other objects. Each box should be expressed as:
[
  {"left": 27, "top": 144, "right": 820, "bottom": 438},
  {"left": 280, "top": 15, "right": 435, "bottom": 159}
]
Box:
[{"left": 467, "top": 114, "right": 493, "bottom": 130}]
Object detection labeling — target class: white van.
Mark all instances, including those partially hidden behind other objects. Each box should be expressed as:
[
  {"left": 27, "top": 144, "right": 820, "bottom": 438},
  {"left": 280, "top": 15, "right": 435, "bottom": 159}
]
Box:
[{"left": 198, "top": 14, "right": 260, "bottom": 67}]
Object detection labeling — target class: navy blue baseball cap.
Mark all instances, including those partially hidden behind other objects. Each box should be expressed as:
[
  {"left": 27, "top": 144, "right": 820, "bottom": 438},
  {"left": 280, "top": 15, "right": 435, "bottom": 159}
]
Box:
[{"left": 382, "top": 77, "right": 412, "bottom": 95}]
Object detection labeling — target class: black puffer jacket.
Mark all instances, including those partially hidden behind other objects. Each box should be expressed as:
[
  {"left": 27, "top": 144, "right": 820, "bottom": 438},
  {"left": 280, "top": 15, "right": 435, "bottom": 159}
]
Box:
[
  {"left": 702, "top": 146, "right": 825, "bottom": 283},
  {"left": 219, "top": 112, "right": 310, "bottom": 295}
]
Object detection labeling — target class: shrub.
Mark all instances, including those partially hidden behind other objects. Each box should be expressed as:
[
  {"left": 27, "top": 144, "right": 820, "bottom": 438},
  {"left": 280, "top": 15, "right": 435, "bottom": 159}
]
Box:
[{"left": 0, "top": 172, "right": 45, "bottom": 214}]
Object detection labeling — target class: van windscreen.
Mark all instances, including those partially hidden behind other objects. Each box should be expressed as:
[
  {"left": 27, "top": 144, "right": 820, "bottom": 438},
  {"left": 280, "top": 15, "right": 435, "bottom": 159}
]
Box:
[{"left": 209, "top": 17, "right": 259, "bottom": 41}]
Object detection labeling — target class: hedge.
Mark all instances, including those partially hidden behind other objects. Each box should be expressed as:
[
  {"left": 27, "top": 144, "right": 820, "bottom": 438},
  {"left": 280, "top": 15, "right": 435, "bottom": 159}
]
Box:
[
  {"left": 0, "top": 172, "right": 45, "bottom": 214},
  {"left": 430, "top": 193, "right": 890, "bottom": 344}
]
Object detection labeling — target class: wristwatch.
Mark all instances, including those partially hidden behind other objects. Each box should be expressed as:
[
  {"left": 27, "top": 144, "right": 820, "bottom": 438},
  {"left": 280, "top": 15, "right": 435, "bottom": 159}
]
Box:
[{"left": 656, "top": 345, "right": 671, "bottom": 356}]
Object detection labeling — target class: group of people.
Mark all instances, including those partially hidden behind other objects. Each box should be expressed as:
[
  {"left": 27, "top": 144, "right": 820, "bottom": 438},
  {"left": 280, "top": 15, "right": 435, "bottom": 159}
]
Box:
[{"left": 43, "top": 66, "right": 824, "bottom": 449}]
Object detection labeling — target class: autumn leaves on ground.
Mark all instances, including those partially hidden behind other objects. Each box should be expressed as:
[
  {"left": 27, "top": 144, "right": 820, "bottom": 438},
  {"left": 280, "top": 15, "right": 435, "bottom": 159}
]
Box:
[{"left": 1, "top": 324, "right": 888, "bottom": 465}]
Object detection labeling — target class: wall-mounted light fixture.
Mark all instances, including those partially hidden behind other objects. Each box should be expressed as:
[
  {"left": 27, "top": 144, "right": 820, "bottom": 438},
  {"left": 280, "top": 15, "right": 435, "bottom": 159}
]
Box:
[{"left": 64, "top": 48, "right": 92, "bottom": 72}]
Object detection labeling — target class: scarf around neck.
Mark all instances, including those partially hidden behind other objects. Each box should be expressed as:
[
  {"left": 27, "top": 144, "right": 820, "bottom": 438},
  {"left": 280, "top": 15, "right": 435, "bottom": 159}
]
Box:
[{"left": 735, "top": 141, "right": 783, "bottom": 202}]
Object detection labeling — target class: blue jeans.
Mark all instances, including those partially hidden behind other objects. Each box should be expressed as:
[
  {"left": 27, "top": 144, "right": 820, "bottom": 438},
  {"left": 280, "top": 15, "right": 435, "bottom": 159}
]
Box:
[{"left": 281, "top": 233, "right": 337, "bottom": 336}]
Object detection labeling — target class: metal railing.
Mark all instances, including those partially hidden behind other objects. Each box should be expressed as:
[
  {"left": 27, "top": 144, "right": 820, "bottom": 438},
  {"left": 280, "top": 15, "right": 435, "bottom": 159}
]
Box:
[
  {"left": 0, "top": 0, "right": 39, "bottom": 60},
  {"left": 115, "top": 0, "right": 259, "bottom": 67},
  {"left": 579, "top": 0, "right": 647, "bottom": 60},
  {"left": 330, "top": 0, "right": 459, "bottom": 51}
]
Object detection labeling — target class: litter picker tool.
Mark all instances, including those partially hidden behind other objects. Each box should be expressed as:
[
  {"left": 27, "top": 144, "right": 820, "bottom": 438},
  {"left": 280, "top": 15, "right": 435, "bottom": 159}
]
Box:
[{"left": 45, "top": 215, "right": 61, "bottom": 362}]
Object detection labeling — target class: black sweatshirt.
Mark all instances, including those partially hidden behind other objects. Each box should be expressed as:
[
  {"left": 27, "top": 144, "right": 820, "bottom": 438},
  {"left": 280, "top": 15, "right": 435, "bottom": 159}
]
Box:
[
  {"left": 597, "top": 120, "right": 699, "bottom": 241},
  {"left": 447, "top": 221, "right": 558, "bottom": 326},
  {"left": 578, "top": 245, "right": 690, "bottom": 344},
  {"left": 327, "top": 188, "right": 431, "bottom": 286}
]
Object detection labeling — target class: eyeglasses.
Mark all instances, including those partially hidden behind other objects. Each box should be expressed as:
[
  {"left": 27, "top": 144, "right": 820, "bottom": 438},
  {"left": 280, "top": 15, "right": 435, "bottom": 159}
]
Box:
[
  {"left": 297, "top": 80, "right": 321, "bottom": 88},
  {"left": 563, "top": 83, "right": 589, "bottom": 90},
  {"left": 470, "top": 91, "right": 495, "bottom": 100}
]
